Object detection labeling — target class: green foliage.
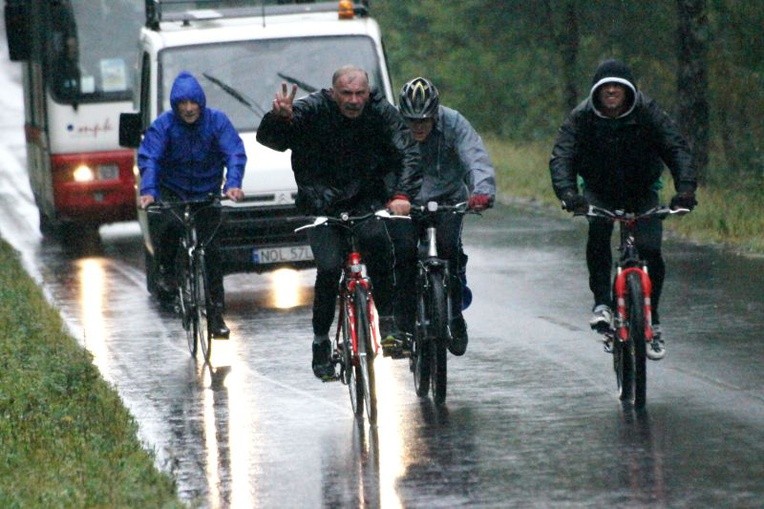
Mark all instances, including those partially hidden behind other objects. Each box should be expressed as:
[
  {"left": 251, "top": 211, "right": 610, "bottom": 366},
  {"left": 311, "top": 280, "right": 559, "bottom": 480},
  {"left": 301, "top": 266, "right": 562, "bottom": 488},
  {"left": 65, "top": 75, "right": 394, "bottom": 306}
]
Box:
[
  {"left": 486, "top": 136, "right": 764, "bottom": 254},
  {"left": 0, "top": 242, "right": 182, "bottom": 508},
  {"left": 374, "top": 0, "right": 762, "bottom": 177}
]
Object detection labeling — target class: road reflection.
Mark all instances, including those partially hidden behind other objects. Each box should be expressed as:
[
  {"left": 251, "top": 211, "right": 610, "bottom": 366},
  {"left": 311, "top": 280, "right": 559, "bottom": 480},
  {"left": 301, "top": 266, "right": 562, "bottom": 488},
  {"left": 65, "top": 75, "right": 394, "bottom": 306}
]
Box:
[
  {"left": 269, "top": 268, "right": 310, "bottom": 309},
  {"left": 77, "top": 257, "right": 108, "bottom": 363},
  {"left": 616, "top": 406, "right": 667, "bottom": 506}
]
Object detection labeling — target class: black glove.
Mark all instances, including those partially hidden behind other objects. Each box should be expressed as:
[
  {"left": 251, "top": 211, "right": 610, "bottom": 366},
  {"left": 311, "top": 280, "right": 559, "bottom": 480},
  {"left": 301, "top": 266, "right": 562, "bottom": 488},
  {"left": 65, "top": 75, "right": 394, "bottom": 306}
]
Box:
[
  {"left": 561, "top": 191, "right": 588, "bottom": 214},
  {"left": 670, "top": 192, "right": 697, "bottom": 211}
]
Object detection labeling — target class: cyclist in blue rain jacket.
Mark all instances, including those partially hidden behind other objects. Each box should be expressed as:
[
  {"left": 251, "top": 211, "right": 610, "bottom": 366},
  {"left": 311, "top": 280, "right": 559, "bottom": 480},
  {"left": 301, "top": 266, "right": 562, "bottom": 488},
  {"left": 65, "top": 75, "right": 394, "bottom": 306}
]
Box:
[
  {"left": 550, "top": 59, "right": 697, "bottom": 360},
  {"left": 390, "top": 77, "right": 496, "bottom": 357},
  {"left": 138, "top": 71, "right": 246, "bottom": 338}
]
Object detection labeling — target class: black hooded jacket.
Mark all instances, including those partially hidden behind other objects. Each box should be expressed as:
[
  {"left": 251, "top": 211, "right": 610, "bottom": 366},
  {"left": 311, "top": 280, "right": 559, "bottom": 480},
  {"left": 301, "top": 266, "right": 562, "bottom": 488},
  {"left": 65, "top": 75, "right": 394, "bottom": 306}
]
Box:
[
  {"left": 257, "top": 88, "right": 421, "bottom": 216},
  {"left": 550, "top": 59, "right": 697, "bottom": 209}
]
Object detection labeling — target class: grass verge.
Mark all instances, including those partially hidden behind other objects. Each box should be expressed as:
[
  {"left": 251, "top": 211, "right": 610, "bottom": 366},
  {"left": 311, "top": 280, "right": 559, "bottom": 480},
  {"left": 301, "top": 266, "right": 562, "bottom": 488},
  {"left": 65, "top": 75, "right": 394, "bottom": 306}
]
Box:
[
  {"left": 0, "top": 241, "right": 182, "bottom": 508},
  {"left": 486, "top": 137, "right": 764, "bottom": 255}
]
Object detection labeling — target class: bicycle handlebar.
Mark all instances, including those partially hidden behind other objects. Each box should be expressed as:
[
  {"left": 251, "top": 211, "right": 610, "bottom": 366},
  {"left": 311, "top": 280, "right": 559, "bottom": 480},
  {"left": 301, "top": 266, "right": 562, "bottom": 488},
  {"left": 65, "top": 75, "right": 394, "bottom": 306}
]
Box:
[
  {"left": 145, "top": 194, "right": 228, "bottom": 211},
  {"left": 581, "top": 204, "right": 690, "bottom": 221},
  {"left": 294, "top": 209, "right": 410, "bottom": 232},
  {"left": 411, "top": 200, "right": 471, "bottom": 215}
]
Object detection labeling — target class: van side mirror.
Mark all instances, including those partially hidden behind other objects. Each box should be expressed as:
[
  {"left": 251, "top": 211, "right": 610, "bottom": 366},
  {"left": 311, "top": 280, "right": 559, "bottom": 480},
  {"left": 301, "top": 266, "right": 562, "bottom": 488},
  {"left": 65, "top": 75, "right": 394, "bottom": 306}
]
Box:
[
  {"left": 4, "top": 2, "right": 30, "bottom": 61},
  {"left": 119, "top": 112, "right": 143, "bottom": 148}
]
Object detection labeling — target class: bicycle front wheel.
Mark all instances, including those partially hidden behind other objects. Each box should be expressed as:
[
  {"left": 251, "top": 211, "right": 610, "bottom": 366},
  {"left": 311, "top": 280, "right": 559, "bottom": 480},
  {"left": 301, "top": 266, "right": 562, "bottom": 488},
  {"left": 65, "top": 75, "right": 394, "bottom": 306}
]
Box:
[
  {"left": 194, "top": 252, "right": 212, "bottom": 363},
  {"left": 354, "top": 286, "right": 377, "bottom": 424},
  {"left": 413, "top": 269, "right": 430, "bottom": 397},
  {"left": 177, "top": 246, "right": 196, "bottom": 357},
  {"left": 341, "top": 298, "right": 363, "bottom": 418},
  {"left": 428, "top": 270, "right": 448, "bottom": 405},
  {"left": 627, "top": 272, "right": 647, "bottom": 408}
]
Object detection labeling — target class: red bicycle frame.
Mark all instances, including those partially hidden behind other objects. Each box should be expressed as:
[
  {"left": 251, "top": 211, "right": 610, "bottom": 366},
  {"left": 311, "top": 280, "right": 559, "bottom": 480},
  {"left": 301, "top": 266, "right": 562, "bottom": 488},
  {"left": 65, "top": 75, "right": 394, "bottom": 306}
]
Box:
[
  {"left": 613, "top": 267, "right": 654, "bottom": 343},
  {"left": 339, "top": 252, "right": 381, "bottom": 359}
]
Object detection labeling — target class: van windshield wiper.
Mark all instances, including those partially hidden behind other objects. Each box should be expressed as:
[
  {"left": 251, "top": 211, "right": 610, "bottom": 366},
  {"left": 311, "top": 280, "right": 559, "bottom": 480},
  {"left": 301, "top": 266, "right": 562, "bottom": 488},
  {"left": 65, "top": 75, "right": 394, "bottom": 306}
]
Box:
[
  {"left": 202, "top": 72, "right": 266, "bottom": 116},
  {"left": 277, "top": 72, "right": 318, "bottom": 94}
]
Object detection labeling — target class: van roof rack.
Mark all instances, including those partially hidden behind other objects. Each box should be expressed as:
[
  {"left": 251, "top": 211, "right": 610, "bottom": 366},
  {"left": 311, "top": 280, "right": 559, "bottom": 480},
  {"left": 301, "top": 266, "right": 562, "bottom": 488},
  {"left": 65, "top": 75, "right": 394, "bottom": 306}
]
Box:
[{"left": 144, "top": 0, "right": 370, "bottom": 30}]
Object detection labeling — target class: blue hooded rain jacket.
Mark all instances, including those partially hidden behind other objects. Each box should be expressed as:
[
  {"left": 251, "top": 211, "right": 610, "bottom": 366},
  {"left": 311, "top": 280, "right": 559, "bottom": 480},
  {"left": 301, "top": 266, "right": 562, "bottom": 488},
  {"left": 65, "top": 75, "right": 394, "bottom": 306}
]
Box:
[{"left": 138, "top": 71, "right": 246, "bottom": 200}]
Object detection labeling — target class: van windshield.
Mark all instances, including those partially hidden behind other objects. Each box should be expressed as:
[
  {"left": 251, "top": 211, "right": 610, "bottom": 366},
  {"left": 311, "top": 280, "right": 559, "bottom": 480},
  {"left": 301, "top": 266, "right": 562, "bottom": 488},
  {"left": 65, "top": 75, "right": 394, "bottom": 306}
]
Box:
[{"left": 158, "top": 35, "right": 385, "bottom": 131}]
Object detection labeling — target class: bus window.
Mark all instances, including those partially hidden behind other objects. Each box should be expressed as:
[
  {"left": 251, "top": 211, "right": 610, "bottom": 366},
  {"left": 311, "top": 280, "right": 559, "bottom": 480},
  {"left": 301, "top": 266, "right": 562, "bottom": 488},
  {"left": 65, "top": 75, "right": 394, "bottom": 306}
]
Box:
[{"left": 47, "top": 0, "right": 143, "bottom": 104}]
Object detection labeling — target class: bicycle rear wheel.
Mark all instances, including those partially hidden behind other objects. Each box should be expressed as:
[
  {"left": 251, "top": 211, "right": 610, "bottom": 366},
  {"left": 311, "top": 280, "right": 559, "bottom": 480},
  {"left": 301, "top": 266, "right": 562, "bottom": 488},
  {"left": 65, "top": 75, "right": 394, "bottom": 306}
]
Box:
[
  {"left": 428, "top": 270, "right": 448, "bottom": 405},
  {"left": 194, "top": 252, "right": 212, "bottom": 363},
  {"left": 354, "top": 286, "right": 377, "bottom": 424},
  {"left": 627, "top": 272, "right": 647, "bottom": 408}
]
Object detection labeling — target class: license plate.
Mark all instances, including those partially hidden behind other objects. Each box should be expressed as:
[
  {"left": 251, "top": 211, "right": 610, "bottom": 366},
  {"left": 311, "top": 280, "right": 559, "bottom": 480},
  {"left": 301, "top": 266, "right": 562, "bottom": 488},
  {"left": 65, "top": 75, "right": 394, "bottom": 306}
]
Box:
[{"left": 252, "top": 245, "right": 314, "bottom": 264}]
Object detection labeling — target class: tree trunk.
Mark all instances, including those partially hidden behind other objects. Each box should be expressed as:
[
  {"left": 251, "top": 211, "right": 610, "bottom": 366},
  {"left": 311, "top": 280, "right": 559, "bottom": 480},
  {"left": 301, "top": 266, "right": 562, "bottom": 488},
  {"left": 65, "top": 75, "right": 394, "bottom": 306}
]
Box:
[
  {"left": 676, "top": 0, "right": 709, "bottom": 185},
  {"left": 544, "top": 0, "right": 579, "bottom": 110}
]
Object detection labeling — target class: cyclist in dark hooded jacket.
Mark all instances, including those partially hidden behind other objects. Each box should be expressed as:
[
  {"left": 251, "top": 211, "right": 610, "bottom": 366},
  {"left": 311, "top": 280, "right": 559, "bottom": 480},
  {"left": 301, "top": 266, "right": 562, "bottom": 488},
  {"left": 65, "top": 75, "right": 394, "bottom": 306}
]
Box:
[
  {"left": 257, "top": 65, "right": 421, "bottom": 380},
  {"left": 138, "top": 71, "right": 246, "bottom": 339},
  {"left": 550, "top": 58, "right": 697, "bottom": 361}
]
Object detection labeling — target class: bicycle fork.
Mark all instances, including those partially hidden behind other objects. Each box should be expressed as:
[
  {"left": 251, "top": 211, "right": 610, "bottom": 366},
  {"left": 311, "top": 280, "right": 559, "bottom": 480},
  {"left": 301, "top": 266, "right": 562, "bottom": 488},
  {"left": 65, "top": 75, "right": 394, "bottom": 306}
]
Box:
[
  {"left": 613, "top": 266, "right": 654, "bottom": 342},
  {"left": 346, "top": 251, "right": 381, "bottom": 353}
]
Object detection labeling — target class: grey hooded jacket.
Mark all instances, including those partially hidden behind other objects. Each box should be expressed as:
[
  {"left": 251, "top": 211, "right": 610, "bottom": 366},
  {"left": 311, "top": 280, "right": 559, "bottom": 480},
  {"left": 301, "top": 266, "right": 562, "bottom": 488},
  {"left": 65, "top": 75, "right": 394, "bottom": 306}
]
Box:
[{"left": 414, "top": 105, "right": 496, "bottom": 205}]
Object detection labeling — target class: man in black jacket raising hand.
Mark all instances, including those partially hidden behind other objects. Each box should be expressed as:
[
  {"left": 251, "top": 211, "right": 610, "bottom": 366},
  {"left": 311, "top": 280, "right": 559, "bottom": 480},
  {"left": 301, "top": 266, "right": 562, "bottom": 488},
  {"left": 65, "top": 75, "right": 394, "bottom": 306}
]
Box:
[{"left": 258, "top": 65, "right": 421, "bottom": 379}]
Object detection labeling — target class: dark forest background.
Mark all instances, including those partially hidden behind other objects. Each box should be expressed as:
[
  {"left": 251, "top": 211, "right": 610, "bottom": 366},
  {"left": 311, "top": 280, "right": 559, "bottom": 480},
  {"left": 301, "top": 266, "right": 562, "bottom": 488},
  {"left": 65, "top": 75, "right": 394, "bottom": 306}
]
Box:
[{"left": 374, "top": 0, "right": 762, "bottom": 187}]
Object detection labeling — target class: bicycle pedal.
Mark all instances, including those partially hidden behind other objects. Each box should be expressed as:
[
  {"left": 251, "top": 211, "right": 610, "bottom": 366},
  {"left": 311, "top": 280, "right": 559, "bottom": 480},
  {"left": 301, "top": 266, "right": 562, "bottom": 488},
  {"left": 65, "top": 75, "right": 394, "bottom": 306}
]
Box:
[{"left": 600, "top": 332, "right": 614, "bottom": 354}]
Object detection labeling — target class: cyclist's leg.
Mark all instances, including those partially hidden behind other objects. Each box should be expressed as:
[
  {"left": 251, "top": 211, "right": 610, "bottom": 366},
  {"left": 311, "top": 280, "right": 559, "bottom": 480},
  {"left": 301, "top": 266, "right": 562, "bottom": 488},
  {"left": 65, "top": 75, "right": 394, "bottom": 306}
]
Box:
[
  {"left": 459, "top": 248, "right": 471, "bottom": 310},
  {"left": 586, "top": 219, "right": 614, "bottom": 303},
  {"left": 308, "top": 227, "right": 344, "bottom": 378},
  {"left": 197, "top": 205, "right": 229, "bottom": 337},
  {"left": 436, "top": 212, "right": 464, "bottom": 314},
  {"left": 387, "top": 219, "right": 417, "bottom": 336},
  {"left": 308, "top": 226, "right": 344, "bottom": 336},
  {"left": 584, "top": 192, "right": 615, "bottom": 314},
  {"left": 151, "top": 215, "right": 177, "bottom": 276},
  {"left": 357, "top": 219, "right": 395, "bottom": 335},
  {"left": 635, "top": 193, "right": 664, "bottom": 323},
  {"left": 437, "top": 212, "right": 468, "bottom": 355},
  {"left": 636, "top": 193, "right": 666, "bottom": 358},
  {"left": 151, "top": 192, "right": 182, "bottom": 300}
]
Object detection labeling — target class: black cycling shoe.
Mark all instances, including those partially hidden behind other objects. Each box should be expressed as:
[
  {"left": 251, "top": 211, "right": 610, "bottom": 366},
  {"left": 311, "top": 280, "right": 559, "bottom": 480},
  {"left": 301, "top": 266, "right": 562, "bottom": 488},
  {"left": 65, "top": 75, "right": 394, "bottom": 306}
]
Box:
[
  {"left": 449, "top": 316, "right": 468, "bottom": 356},
  {"left": 209, "top": 313, "right": 230, "bottom": 339},
  {"left": 312, "top": 338, "right": 335, "bottom": 380}
]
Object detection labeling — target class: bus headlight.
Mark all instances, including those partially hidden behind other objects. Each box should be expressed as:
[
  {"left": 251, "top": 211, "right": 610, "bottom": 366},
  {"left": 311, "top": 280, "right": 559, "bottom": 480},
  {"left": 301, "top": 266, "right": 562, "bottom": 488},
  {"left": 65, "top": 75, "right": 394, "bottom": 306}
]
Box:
[{"left": 73, "top": 164, "right": 95, "bottom": 182}]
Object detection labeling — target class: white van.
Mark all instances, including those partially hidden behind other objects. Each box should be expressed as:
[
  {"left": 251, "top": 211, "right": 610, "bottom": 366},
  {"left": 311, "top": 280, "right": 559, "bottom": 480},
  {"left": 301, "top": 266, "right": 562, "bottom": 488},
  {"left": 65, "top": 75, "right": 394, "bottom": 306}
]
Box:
[{"left": 119, "top": 0, "right": 394, "bottom": 293}]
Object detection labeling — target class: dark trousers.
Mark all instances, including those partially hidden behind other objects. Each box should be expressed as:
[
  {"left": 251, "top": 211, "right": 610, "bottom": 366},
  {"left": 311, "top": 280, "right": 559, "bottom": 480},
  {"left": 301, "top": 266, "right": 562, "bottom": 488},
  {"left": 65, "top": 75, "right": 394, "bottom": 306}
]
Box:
[
  {"left": 389, "top": 212, "right": 465, "bottom": 334},
  {"left": 584, "top": 190, "right": 665, "bottom": 323},
  {"left": 308, "top": 219, "right": 394, "bottom": 336}
]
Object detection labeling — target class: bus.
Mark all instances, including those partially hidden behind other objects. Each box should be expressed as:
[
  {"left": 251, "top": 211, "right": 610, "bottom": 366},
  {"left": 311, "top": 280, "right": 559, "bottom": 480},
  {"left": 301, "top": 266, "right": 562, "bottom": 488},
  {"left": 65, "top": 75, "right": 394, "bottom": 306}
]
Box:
[{"left": 4, "top": 0, "right": 144, "bottom": 241}]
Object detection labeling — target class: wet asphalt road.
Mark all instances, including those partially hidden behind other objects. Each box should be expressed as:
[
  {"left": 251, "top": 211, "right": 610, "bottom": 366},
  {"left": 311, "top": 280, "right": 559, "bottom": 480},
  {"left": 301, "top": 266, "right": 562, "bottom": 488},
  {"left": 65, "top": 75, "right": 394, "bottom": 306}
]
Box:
[{"left": 2, "top": 53, "right": 763, "bottom": 508}]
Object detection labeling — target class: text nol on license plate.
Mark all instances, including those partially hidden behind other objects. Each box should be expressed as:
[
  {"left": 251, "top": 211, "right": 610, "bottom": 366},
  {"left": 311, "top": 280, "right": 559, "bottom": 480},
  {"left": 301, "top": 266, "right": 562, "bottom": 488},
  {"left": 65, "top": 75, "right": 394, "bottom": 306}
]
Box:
[{"left": 252, "top": 245, "right": 314, "bottom": 264}]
